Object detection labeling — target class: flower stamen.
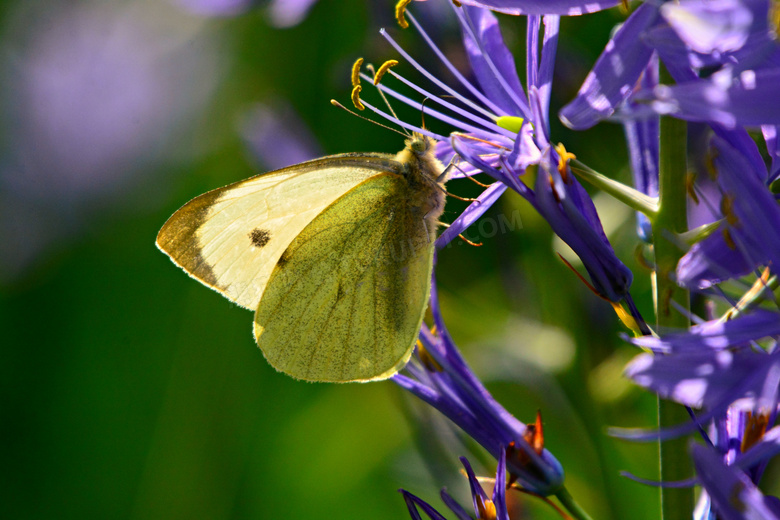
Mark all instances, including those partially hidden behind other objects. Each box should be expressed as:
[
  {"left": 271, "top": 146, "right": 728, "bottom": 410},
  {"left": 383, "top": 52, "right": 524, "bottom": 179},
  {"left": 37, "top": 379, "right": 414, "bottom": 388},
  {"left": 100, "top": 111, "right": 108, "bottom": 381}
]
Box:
[
  {"left": 351, "top": 84, "right": 365, "bottom": 111},
  {"left": 351, "top": 57, "right": 363, "bottom": 87},
  {"left": 554, "top": 143, "right": 576, "bottom": 183},
  {"left": 741, "top": 411, "right": 770, "bottom": 453},
  {"left": 416, "top": 340, "right": 443, "bottom": 372},
  {"left": 395, "top": 0, "right": 412, "bottom": 29}
]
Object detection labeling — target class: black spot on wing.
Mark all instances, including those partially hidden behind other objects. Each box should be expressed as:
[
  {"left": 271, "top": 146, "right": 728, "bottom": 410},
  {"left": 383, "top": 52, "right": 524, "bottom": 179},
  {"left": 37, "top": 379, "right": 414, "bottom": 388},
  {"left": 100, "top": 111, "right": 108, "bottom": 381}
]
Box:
[{"left": 249, "top": 228, "right": 271, "bottom": 248}]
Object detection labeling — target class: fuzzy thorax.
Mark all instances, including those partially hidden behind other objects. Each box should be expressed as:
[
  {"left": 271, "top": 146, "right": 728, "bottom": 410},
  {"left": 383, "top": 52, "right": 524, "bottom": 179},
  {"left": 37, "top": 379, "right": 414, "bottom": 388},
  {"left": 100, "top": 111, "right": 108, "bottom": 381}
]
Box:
[{"left": 395, "top": 134, "right": 447, "bottom": 239}]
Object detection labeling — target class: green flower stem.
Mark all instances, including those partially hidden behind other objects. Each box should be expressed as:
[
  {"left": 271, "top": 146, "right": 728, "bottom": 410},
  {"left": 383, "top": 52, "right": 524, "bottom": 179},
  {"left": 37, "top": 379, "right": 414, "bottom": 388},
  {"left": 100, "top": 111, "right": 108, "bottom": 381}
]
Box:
[
  {"left": 555, "top": 486, "right": 595, "bottom": 520},
  {"left": 652, "top": 64, "right": 694, "bottom": 520},
  {"left": 570, "top": 160, "right": 659, "bottom": 217}
]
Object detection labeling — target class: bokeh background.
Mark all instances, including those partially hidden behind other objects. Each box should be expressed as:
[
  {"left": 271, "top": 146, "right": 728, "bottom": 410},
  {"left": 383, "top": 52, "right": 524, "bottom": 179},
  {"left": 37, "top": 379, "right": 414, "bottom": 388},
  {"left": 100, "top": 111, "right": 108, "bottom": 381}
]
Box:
[{"left": 1, "top": 0, "right": 687, "bottom": 518}]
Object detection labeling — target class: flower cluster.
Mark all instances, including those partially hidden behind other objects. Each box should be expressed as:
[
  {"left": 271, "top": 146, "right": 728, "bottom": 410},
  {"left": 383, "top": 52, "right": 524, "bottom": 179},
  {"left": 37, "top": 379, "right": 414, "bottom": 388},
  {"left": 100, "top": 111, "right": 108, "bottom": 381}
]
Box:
[{"left": 353, "top": 1, "right": 780, "bottom": 519}]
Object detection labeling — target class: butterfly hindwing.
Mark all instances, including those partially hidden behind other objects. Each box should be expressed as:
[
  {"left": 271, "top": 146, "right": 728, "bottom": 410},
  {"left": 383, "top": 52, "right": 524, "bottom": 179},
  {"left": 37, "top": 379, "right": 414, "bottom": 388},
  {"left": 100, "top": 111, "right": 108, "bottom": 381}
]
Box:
[
  {"left": 254, "top": 172, "right": 435, "bottom": 382},
  {"left": 156, "top": 154, "right": 398, "bottom": 310}
]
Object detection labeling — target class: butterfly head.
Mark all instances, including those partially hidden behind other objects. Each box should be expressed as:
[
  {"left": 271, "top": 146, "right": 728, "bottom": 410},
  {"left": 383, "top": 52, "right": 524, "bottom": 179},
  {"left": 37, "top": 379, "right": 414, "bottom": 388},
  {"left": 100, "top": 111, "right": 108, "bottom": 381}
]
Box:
[{"left": 408, "top": 133, "right": 436, "bottom": 157}]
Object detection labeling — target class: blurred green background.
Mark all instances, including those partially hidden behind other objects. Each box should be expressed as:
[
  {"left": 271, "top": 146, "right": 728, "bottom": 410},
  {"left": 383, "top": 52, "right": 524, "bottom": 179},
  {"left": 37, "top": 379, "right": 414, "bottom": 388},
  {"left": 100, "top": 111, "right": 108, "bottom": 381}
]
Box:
[{"left": 1, "top": 0, "right": 677, "bottom": 518}]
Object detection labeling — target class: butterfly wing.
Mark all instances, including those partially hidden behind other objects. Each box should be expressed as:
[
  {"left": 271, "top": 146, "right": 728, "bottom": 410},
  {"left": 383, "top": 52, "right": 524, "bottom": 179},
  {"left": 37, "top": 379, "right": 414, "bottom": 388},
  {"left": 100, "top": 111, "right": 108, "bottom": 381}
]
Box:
[
  {"left": 254, "top": 172, "right": 435, "bottom": 382},
  {"left": 156, "top": 154, "right": 397, "bottom": 310}
]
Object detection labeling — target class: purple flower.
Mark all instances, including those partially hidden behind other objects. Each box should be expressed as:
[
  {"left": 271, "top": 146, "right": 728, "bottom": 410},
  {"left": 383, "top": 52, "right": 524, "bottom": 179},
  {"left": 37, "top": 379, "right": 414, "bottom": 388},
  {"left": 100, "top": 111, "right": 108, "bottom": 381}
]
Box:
[
  {"left": 393, "top": 278, "right": 565, "bottom": 495},
  {"left": 660, "top": 0, "right": 775, "bottom": 58},
  {"left": 559, "top": 2, "right": 661, "bottom": 130},
  {"left": 676, "top": 134, "right": 780, "bottom": 289},
  {"left": 560, "top": 0, "right": 780, "bottom": 130},
  {"left": 363, "top": 4, "right": 633, "bottom": 300},
  {"left": 692, "top": 443, "right": 780, "bottom": 520},
  {"left": 628, "top": 310, "right": 780, "bottom": 354},
  {"left": 625, "top": 347, "right": 780, "bottom": 415},
  {"left": 619, "top": 310, "right": 780, "bottom": 441},
  {"left": 401, "top": 453, "right": 509, "bottom": 520},
  {"left": 652, "top": 65, "right": 780, "bottom": 128}
]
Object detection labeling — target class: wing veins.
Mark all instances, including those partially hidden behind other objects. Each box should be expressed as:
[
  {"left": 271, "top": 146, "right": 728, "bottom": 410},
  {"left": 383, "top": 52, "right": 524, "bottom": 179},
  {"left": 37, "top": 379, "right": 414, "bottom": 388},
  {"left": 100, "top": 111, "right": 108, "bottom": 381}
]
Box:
[{"left": 263, "top": 194, "right": 400, "bottom": 376}]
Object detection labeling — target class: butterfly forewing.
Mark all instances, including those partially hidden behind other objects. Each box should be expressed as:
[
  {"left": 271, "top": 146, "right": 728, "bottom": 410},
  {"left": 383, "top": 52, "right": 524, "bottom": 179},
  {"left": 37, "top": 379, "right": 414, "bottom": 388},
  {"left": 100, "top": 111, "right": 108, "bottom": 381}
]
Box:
[
  {"left": 156, "top": 154, "right": 398, "bottom": 310},
  {"left": 254, "top": 173, "right": 434, "bottom": 382}
]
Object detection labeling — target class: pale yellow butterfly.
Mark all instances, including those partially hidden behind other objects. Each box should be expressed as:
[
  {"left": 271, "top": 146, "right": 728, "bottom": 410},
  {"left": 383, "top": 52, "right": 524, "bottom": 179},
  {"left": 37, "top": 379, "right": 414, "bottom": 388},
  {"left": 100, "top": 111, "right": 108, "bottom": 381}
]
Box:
[{"left": 156, "top": 133, "right": 447, "bottom": 382}]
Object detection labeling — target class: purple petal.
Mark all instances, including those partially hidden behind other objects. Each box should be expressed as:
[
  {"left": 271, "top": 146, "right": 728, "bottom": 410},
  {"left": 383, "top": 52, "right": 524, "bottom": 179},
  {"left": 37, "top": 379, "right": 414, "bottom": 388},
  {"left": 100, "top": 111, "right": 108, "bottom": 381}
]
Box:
[
  {"left": 692, "top": 444, "right": 780, "bottom": 520},
  {"left": 628, "top": 310, "right": 780, "bottom": 353},
  {"left": 457, "top": 0, "right": 621, "bottom": 16},
  {"left": 460, "top": 457, "right": 491, "bottom": 514},
  {"left": 622, "top": 58, "right": 659, "bottom": 241},
  {"left": 762, "top": 124, "right": 780, "bottom": 182},
  {"left": 625, "top": 348, "right": 778, "bottom": 410},
  {"left": 535, "top": 15, "right": 560, "bottom": 132},
  {"left": 675, "top": 235, "right": 754, "bottom": 289},
  {"left": 642, "top": 24, "right": 714, "bottom": 81},
  {"left": 400, "top": 490, "right": 450, "bottom": 520},
  {"left": 436, "top": 181, "right": 508, "bottom": 249},
  {"left": 660, "top": 0, "right": 755, "bottom": 54},
  {"left": 457, "top": 6, "right": 528, "bottom": 116},
  {"left": 660, "top": 0, "right": 776, "bottom": 69},
  {"left": 559, "top": 3, "right": 659, "bottom": 129},
  {"left": 652, "top": 66, "right": 780, "bottom": 127},
  {"left": 736, "top": 425, "right": 780, "bottom": 469},
  {"left": 492, "top": 449, "right": 509, "bottom": 520},
  {"left": 440, "top": 490, "right": 474, "bottom": 520},
  {"left": 677, "top": 134, "right": 780, "bottom": 287},
  {"left": 533, "top": 160, "right": 634, "bottom": 301}
]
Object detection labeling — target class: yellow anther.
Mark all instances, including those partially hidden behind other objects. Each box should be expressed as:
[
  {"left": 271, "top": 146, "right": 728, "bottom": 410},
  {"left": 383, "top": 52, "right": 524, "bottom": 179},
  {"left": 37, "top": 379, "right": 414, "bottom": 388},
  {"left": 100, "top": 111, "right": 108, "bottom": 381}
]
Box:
[
  {"left": 705, "top": 148, "right": 719, "bottom": 180},
  {"left": 495, "top": 115, "right": 524, "bottom": 133},
  {"left": 722, "top": 228, "right": 737, "bottom": 250},
  {"left": 741, "top": 411, "right": 769, "bottom": 453},
  {"left": 416, "top": 341, "right": 443, "bottom": 372},
  {"left": 611, "top": 301, "right": 643, "bottom": 337},
  {"left": 351, "top": 57, "right": 363, "bottom": 88},
  {"left": 452, "top": 0, "right": 462, "bottom": 6},
  {"left": 373, "top": 59, "right": 398, "bottom": 85},
  {"left": 685, "top": 171, "right": 699, "bottom": 204},
  {"left": 395, "top": 0, "right": 413, "bottom": 29},
  {"left": 770, "top": 0, "right": 780, "bottom": 39},
  {"left": 554, "top": 143, "right": 576, "bottom": 182},
  {"left": 351, "top": 84, "right": 365, "bottom": 111},
  {"left": 477, "top": 498, "right": 497, "bottom": 520},
  {"left": 721, "top": 193, "right": 739, "bottom": 226}
]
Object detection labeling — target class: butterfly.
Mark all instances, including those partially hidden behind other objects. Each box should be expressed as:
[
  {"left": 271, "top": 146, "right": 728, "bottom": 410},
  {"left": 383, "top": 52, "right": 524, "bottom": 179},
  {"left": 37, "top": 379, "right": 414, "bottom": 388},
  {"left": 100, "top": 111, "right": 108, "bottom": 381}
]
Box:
[{"left": 156, "top": 133, "right": 447, "bottom": 382}]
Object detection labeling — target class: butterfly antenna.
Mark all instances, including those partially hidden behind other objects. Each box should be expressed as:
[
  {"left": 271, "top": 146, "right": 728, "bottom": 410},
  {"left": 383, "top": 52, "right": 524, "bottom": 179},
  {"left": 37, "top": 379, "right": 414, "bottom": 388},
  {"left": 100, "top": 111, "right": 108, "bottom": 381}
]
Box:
[
  {"left": 330, "top": 100, "right": 410, "bottom": 138},
  {"left": 420, "top": 96, "right": 431, "bottom": 131}
]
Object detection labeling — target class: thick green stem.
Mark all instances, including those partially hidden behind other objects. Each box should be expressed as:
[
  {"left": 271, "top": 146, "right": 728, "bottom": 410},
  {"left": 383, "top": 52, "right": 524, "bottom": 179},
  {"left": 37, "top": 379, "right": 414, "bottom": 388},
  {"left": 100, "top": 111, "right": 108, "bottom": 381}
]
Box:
[
  {"left": 652, "top": 66, "right": 694, "bottom": 520},
  {"left": 555, "top": 486, "right": 595, "bottom": 520}
]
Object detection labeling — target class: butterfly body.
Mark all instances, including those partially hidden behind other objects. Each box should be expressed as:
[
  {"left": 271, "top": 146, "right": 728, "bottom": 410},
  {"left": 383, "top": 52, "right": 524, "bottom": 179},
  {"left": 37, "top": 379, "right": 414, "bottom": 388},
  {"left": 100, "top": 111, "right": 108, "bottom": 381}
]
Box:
[{"left": 157, "top": 134, "right": 446, "bottom": 382}]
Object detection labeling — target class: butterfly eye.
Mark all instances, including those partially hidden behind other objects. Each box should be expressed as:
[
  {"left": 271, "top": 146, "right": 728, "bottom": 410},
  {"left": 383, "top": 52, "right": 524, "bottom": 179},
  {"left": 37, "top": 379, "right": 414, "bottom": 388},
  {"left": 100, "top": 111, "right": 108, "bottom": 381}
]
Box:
[{"left": 411, "top": 138, "right": 426, "bottom": 154}]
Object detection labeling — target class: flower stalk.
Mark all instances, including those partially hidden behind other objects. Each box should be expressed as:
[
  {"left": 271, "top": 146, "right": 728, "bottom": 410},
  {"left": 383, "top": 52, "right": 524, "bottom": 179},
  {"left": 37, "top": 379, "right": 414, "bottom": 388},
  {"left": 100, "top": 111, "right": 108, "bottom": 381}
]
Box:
[
  {"left": 653, "top": 63, "right": 694, "bottom": 520},
  {"left": 554, "top": 486, "right": 594, "bottom": 520}
]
